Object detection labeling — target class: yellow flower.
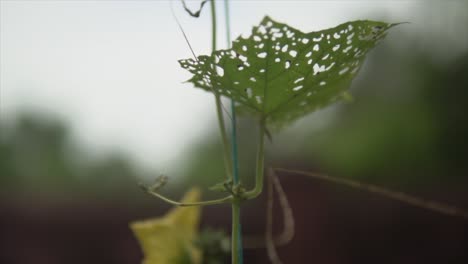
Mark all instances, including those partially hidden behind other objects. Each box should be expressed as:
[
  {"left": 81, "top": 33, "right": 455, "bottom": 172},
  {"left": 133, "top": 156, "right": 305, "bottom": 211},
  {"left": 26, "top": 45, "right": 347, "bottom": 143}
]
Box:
[{"left": 130, "top": 188, "right": 202, "bottom": 264}]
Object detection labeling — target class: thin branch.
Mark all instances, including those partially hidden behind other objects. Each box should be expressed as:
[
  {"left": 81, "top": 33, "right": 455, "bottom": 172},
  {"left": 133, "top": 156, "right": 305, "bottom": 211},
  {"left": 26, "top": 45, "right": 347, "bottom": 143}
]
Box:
[
  {"left": 266, "top": 168, "right": 283, "bottom": 264},
  {"left": 243, "top": 168, "right": 295, "bottom": 249}
]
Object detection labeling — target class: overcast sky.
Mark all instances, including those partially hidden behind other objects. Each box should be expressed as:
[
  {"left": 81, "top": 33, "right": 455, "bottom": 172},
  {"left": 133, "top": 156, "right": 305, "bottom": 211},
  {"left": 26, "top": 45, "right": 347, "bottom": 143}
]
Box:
[{"left": 0, "top": 0, "right": 434, "bottom": 172}]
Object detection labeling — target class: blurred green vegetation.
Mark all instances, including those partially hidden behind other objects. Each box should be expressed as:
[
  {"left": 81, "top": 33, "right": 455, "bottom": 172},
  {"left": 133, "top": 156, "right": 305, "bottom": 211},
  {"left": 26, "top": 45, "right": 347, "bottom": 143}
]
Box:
[
  {"left": 307, "top": 51, "right": 468, "bottom": 184},
  {"left": 0, "top": 113, "right": 145, "bottom": 202}
]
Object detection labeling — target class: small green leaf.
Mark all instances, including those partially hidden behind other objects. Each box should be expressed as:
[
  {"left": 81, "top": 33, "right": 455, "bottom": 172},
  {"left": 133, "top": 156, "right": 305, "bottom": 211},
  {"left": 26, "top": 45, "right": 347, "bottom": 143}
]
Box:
[{"left": 180, "top": 16, "right": 398, "bottom": 128}]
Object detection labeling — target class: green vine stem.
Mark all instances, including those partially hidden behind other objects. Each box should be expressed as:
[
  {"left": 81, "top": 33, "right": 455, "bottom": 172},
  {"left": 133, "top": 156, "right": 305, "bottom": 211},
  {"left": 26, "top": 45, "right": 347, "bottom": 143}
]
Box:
[
  {"left": 245, "top": 117, "right": 266, "bottom": 200},
  {"left": 215, "top": 93, "right": 233, "bottom": 181},
  {"left": 209, "top": 2, "right": 242, "bottom": 262},
  {"left": 210, "top": 2, "right": 267, "bottom": 263},
  {"left": 223, "top": 0, "right": 244, "bottom": 263},
  {"left": 231, "top": 198, "right": 242, "bottom": 264},
  {"left": 210, "top": 0, "right": 233, "bottom": 182}
]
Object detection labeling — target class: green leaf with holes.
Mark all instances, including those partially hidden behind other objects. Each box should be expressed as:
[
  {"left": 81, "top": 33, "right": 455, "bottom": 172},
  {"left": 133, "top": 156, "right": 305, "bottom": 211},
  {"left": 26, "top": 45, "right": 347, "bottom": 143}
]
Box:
[{"left": 180, "top": 16, "right": 398, "bottom": 128}]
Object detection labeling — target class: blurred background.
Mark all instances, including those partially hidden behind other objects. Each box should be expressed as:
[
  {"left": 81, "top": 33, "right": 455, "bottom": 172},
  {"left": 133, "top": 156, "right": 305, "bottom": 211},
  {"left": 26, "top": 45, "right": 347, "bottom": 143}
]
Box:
[{"left": 1, "top": 0, "right": 467, "bottom": 263}]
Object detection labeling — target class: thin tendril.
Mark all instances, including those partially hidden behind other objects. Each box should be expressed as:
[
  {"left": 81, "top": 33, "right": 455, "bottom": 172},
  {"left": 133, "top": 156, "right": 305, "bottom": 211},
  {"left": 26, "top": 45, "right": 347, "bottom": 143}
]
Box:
[
  {"left": 169, "top": 1, "right": 232, "bottom": 121},
  {"left": 140, "top": 183, "right": 232, "bottom": 207},
  {"left": 224, "top": 1, "right": 243, "bottom": 263},
  {"left": 275, "top": 168, "right": 468, "bottom": 220},
  {"left": 180, "top": 0, "right": 209, "bottom": 18}
]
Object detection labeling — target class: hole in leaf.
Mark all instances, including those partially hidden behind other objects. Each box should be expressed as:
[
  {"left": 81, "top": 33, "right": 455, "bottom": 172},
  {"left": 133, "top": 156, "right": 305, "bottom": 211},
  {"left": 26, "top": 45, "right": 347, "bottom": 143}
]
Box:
[
  {"left": 343, "top": 46, "right": 352, "bottom": 53},
  {"left": 281, "top": 44, "right": 289, "bottom": 52},
  {"left": 216, "top": 65, "right": 224, "bottom": 76},
  {"left": 339, "top": 67, "right": 350, "bottom": 75},
  {"left": 313, "top": 64, "right": 325, "bottom": 74},
  {"left": 273, "top": 32, "right": 284, "bottom": 38},
  {"left": 285, "top": 60, "right": 291, "bottom": 69},
  {"left": 257, "top": 52, "right": 267, "bottom": 58},
  {"left": 313, "top": 44, "right": 320, "bottom": 51},
  {"left": 238, "top": 65, "right": 244, "bottom": 71},
  {"left": 332, "top": 45, "right": 340, "bottom": 51},
  {"left": 320, "top": 81, "right": 326, "bottom": 86},
  {"left": 270, "top": 27, "right": 280, "bottom": 33},
  {"left": 255, "top": 96, "right": 262, "bottom": 104},
  {"left": 359, "top": 34, "right": 373, "bottom": 41},
  {"left": 294, "top": 77, "right": 304, "bottom": 84},
  {"left": 250, "top": 77, "right": 257, "bottom": 82},
  {"left": 289, "top": 50, "right": 298, "bottom": 57},
  {"left": 325, "top": 62, "right": 336, "bottom": 70},
  {"left": 258, "top": 25, "right": 267, "bottom": 34},
  {"left": 302, "top": 38, "right": 310, "bottom": 44},
  {"left": 306, "top": 51, "right": 312, "bottom": 57},
  {"left": 293, "top": 85, "right": 303, "bottom": 91},
  {"left": 275, "top": 58, "right": 281, "bottom": 63},
  {"left": 245, "top": 88, "right": 253, "bottom": 98},
  {"left": 373, "top": 26, "right": 383, "bottom": 33}
]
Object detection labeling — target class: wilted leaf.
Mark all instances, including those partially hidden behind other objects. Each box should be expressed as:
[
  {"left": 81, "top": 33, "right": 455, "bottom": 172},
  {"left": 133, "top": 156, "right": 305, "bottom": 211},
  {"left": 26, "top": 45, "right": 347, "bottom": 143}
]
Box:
[
  {"left": 180, "top": 16, "right": 397, "bottom": 128},
  {"left": 130, "top": 188, "right": 202, "bottom": 264}
]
